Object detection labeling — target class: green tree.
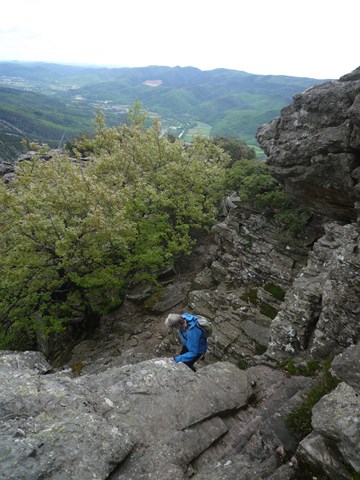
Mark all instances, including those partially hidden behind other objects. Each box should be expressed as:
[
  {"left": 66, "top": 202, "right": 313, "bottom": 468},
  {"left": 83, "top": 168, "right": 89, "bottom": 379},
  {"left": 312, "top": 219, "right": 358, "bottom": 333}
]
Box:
[
  {"left": 0, "top": 154, "right": 134, "bottom": 348},
  {"left": 212, "top": 136, "right": 256, "bottom": 165},
  {"left": 224, "top": 156, "right": 309, "bottom": 234},
  {"left": 225, "top": 158, "right": 288, "bottom": 209},
  {"left": 0, "top": 110, "right": 229, "bottom": 348}
]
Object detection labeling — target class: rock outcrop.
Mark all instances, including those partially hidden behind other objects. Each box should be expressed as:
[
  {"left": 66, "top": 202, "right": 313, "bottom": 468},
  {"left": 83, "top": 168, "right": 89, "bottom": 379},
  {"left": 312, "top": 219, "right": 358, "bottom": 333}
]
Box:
[
  {"left": 0, "top": 351, "right": 248, "bottom": 479},
  {"left": 266, "top": 222, "right": 360, "bottom": 360},
  {"left": 166, "top": 67, "right": 360, "bottom": 478},
  {"left": 256, "top": 67, "right": 360, "bottom": 222},
  {"left": 1, "top": 350, "right": 317, "bottom": 480},
  {"left": 181, "top": 67, "right": 360, "bottom": 365},
  {"left": 186, "top": 198, "right": 312, "bottom": 361},
  {"left": 256, "top": 68, "right": 360, "bottom": 361},
  {"left": 298, "top": 344, "right": 360, "bottom": 479}
]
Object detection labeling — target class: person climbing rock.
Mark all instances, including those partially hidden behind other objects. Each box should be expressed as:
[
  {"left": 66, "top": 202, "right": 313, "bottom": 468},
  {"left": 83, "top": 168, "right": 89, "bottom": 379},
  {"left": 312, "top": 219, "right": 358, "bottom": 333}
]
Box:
[{"left": 165, "top": 313, "right": 208, "bottom": 372}]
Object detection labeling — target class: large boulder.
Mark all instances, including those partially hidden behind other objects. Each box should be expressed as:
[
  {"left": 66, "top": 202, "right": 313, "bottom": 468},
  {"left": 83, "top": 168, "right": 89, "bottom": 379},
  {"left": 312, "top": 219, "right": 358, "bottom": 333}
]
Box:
[
  {"left": 256, "top": 68, "right": 360, "bottom": 221},
  {"left": 298, "top": 432, "right": 353, "bottom": 480},
  {"left": 299, "top": 381, "right": 360, "bottom": 478},
  {"left": 189, "top": 365, "right": 313, "bottom": 480},
  {"left": 331, "top": 343, "right": 360, "bottom": 392},
  {"left": 0, "top": 350, "right": 318, "bottom": 480},
  {"left": 312, "top": 382, "right": 360, "bottom": 472},
  {"left": 297, "top": 344, "right": 360, "bottom": 479}
]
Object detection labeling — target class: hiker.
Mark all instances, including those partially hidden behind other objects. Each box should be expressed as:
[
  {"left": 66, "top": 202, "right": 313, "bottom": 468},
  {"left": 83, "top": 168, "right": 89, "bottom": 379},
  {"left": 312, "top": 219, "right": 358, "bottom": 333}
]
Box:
[{"left": 165, "top": 313, "right": 208, "bottom": 371}]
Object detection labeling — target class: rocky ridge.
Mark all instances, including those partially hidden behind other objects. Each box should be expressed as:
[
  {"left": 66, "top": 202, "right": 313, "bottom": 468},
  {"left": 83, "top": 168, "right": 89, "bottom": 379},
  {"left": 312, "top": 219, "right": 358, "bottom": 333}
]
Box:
[{"left": 1, "top": 67, "right": 360, "bottom": 479}]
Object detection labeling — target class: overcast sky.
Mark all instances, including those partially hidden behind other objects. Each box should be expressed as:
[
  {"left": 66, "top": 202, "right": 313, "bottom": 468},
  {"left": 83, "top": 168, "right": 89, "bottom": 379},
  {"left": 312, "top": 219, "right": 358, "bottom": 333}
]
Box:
[{"left": 0, "top": 0, "right": 358, "bottom": 80}]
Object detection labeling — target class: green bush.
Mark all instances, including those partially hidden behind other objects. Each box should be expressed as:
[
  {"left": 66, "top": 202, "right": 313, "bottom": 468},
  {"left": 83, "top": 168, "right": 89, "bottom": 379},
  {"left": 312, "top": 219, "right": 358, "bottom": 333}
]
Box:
[
  {"left": 274, "top": 210, "right": 307, "bottom": 237},
  {"left": 278, "top": 359, "right": 299, "bottom": 375},
  {"left": 224, "top": 157, "right": 310, "bottom": 239},
  {"left": 212, "top": 136, "right": 256, "bottom": 165},
  {"left": 0, "top": 106, "right": 229, "bottom": 349},
  {"left": 278, "top": 358, "right": 321, "bottom": 377},
  {"left": 225, "top": 159, "right": 287, "bottom": 210}
]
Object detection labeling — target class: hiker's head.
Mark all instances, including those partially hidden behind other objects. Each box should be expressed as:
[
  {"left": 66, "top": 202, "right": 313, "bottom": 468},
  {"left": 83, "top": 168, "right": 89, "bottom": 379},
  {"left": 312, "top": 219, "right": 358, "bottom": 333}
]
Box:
[{"left": 165, "top": 313, "right": 186, "bottom": 331}]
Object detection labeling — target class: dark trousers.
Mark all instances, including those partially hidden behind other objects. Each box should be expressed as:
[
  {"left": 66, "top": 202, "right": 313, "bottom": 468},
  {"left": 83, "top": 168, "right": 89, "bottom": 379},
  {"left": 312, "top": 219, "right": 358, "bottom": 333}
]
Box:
[{"left": 180, "top": 346, "right": 202, "bottom": 372}]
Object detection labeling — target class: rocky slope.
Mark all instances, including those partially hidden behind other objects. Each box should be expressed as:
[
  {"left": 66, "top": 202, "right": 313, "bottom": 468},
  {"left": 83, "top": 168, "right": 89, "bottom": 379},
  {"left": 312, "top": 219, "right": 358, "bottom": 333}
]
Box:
[
  {"left": 154, "top": 66, "right": 360, "bottom": 477},
  {"left": 1, "top": 67, "right": 360, "bottom": 479},
  {"left": 181, "top": 66, "right": 360, "bottom": 367},
  {"left": 0, "top": 350, "right": 312, "bottom": 479}
]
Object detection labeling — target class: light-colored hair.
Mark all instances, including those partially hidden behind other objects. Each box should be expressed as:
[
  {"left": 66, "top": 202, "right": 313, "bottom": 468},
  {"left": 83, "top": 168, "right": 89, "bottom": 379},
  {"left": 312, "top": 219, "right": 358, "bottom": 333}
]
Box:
[{"left": 164, "top": 313, "right": 184, "bottom": 331}]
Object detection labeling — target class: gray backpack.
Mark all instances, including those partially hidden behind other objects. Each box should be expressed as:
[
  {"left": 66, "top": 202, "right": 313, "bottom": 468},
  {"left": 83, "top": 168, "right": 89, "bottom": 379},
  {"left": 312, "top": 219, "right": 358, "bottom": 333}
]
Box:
[{"left": 196, "top": 316, "right": 213, "bottom": 337}]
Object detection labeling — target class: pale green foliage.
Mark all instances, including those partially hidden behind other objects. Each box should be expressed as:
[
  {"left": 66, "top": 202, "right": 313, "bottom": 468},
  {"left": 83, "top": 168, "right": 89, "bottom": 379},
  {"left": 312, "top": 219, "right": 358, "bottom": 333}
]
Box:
[
  {"left": 225, "top": 158, "right": 288, "bottom": 209},
  {"left": 0, "top": 155, "right": 133, "bottom": 348},
  {"left": 225, "top": 158, "right": 309, "bottom": 235},
  {"left": 0, "top": 110, "right": 229, "bottom": 347}
]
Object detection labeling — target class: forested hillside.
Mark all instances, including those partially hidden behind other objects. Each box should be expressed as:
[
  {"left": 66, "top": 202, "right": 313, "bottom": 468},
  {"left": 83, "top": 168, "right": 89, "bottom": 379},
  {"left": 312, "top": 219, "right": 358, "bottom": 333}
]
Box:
[
  {"left": 0, "top": 62, "right": 324, "bottom": 160},
  {"left": 0, "top": 87, "right": 94, "bottom": 159}
]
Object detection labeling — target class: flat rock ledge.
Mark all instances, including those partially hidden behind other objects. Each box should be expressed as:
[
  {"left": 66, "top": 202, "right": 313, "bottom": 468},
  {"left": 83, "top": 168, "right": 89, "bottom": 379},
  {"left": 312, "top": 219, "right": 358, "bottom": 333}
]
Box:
[{"left": 0, "top": 351, "right": 249, "bottom": 480}]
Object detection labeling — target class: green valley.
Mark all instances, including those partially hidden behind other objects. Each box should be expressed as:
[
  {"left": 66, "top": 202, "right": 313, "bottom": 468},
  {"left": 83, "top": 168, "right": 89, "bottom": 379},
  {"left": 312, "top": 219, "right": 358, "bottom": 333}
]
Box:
[{"left": 0, "top": 62, "right": 325, "bottom": 160}]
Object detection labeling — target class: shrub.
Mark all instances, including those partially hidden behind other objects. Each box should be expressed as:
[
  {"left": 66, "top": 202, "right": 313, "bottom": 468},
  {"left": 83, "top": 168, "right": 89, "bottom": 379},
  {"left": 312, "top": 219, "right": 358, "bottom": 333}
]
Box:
[
  {"left": 212, "top": 136, "right": 256, "bottom": 165},
  {"left": 279, "top": 358, "right": 321, "bottom": 377},
  {"left": 0, "top": 106, "right": 229, "bottom": 348},
  {"left": 224, "top": 157, "right": 310, "bottom": 239},
  {"left": 225, "top": 159, "right": 286, "bottom": 211},
  {"left": 274, "top": 210, "right": 307, "bottom": 237}
]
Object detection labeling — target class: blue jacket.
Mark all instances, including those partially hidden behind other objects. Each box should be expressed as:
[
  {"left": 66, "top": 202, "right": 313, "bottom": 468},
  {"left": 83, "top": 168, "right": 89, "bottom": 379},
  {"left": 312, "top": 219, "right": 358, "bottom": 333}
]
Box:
[{"left": 173, "top": 313, "right": 207, "bottom": 364}]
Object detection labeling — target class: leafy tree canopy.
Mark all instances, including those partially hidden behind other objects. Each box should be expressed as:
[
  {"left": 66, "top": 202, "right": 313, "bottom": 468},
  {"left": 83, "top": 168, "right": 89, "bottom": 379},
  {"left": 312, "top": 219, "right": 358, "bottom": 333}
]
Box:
[
  {"left": 0, "top": 104, "right": 229, "bottom": 348},
  {"left": 212, "top": 136, "right": 256, "bottom": 165},
  {"left": 224, "top": 157, "right": 309, "bottom": 235}
]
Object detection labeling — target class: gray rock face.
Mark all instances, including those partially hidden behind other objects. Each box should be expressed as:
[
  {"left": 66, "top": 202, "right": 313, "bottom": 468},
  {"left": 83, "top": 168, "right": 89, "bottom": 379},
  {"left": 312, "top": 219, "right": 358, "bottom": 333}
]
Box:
[
  {"left": 312, "top": 382, "right": 360, "bottom": 472},
  {"left": 253, "top": 73, "right": 360, "bottom": 479},
  {"left": 256, "top": 71, "right": 360, "bottom": 221},
  {"left": 0, "top": 353, "right": 134, "bottom": 480},
  {"left": 297, "top": 344, "right": 360, "bottom": 478},
  {"left": 0, "top": 350, "right": 52, "bottom": 372},
  {"left": 1, "top": 350, "right": 318, "bottom": 480},
  {"left": 186, "top": 199, "right": 311, "bottom": 361},
  {"left": 186, "top": 73, "right": 360, "bottom": 366},
  {"left": 188, "top": 365, "right": 313, "bottom": 480},
  {"left": 266, "top": 222, "right": 360, "bottom": 359},
  {"left": 185, "top": 199, "right": 359, "bottom": 366},
  {"left": 299, "top": 381, "right": 360, "bottom": 478},
  {"left": 340, "top": 66, "right": 360, "bottom": 82},
  {"left": 180, "top": 71, "right": 360, "bottom": 480},
  {"left": 0, "top": 351, "right": 250, "bottom": 479},
  {"left": 331, "top": 343, "right": 360, "bottom": 392},
  {"left": 298, "top": 432, "right": 353, "bottom": 480}
]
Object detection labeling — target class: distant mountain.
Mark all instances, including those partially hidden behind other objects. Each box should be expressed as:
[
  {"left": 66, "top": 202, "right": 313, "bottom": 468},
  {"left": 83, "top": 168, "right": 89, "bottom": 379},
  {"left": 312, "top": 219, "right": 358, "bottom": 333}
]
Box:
[{"left": 0, "top": 62, "right": 326, "bottom": 160}]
